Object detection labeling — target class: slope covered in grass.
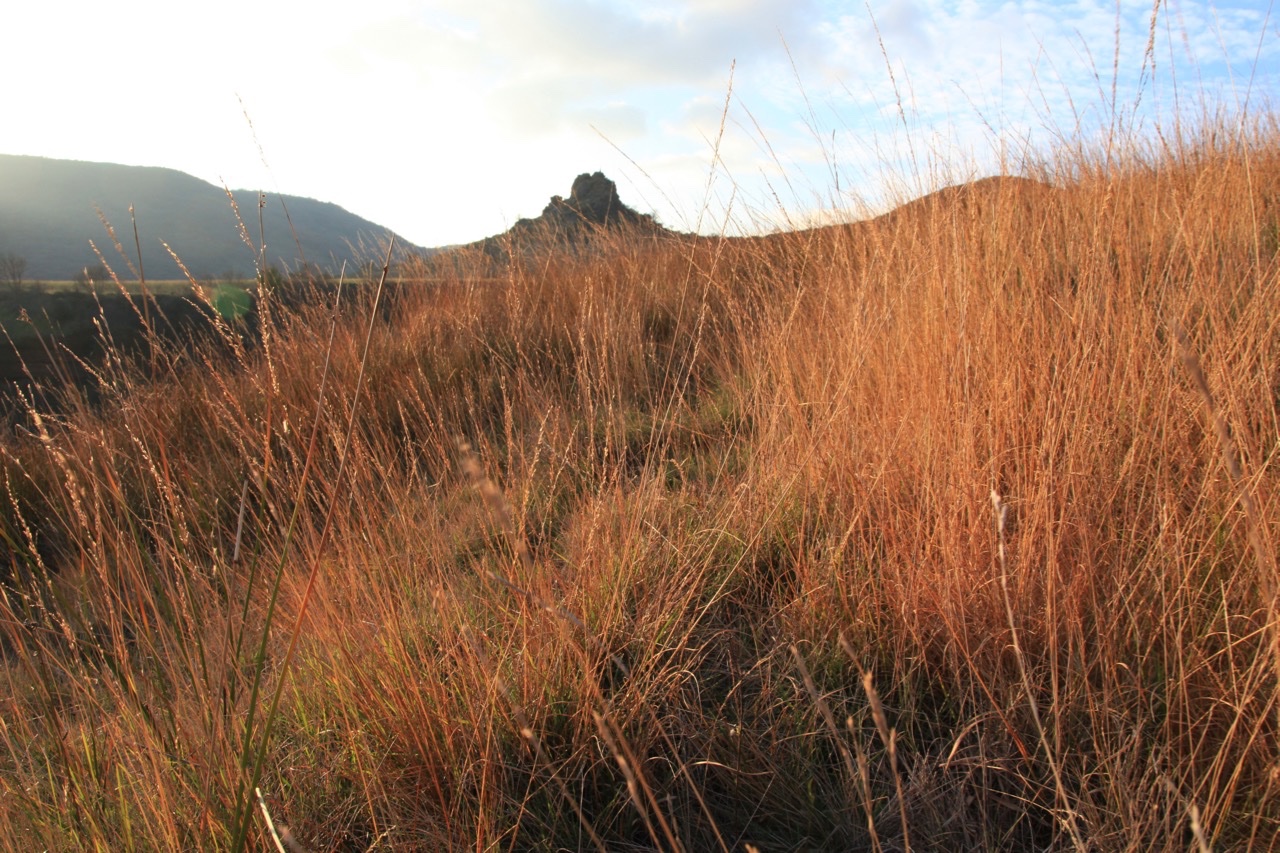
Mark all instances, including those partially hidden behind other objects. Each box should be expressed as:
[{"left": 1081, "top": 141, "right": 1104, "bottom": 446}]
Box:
[{"left": 1, "top": 116, "right": 1278, "bottom": 851}]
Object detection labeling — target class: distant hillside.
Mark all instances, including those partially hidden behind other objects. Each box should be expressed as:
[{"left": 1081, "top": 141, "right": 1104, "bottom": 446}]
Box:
[
  {"left": 442, "top": 171, "right": 1052, "bottom": 271},
  {"left": 0, "top": 154, "right": 420, "bottom": 281}
]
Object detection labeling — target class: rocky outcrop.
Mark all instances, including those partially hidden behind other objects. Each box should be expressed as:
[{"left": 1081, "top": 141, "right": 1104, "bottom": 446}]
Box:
[
  {"left": 460, "top": 172, "right": 671, "bottom": 264},
  {"left": 514, "top": 172, "right": 660, "bottom": 236},
  {"left": 552, "top": 172, "right": 641, "bottom": 226}
]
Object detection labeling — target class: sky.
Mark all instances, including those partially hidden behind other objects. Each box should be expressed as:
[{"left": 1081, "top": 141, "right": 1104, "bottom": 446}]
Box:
[{"left": 2, "top": 0, "right": 1277, "bottom": 247}]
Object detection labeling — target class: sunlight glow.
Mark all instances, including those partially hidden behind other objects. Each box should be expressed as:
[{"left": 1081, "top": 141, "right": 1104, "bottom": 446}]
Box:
[{"left": 2, "top": 0, "right": 1274, "bottom": 246}]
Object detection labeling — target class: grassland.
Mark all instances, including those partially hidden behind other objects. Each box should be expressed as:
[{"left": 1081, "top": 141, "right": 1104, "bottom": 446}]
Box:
[{"left": 0, "top": 112, "right": 1278, "bottom": 851}]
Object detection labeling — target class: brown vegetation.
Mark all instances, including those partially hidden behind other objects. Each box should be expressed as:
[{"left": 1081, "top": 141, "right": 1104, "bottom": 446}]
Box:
[{"left": 1, "top": 114, "right": 1278, "bottom": 851}]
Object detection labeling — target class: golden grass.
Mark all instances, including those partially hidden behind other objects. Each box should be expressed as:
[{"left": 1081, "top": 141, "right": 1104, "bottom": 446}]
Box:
[{"left": 1, "top": 111, "right": 1278, "bottom": 850}]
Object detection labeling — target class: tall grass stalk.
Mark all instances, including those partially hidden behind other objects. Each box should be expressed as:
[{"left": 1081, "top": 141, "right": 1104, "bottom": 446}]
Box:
[{"left": 232, "top": 244, "right": 393, "bottom": 851}]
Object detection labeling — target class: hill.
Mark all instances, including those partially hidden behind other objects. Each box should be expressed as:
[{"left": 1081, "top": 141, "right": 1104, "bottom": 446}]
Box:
[
  {"left": 0, "top": 154, "right": 419, "bottom": 281},
  {"left": 443, "top": 171, "right": 1054, "bottom": 273}
]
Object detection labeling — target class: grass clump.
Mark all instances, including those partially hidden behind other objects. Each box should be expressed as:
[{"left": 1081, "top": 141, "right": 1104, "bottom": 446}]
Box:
[{"left": 1, "top": 109, "right": 1279, "bottom": 851}]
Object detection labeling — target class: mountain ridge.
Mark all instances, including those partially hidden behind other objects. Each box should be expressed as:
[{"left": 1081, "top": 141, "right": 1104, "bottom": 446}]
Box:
[{"left": 0, "top": 154, "right": 419, "bottom": 281}]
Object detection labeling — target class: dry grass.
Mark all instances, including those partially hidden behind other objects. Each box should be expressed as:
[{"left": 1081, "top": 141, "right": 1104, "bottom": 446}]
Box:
[{"left": 1, "top": 110, "right": 1278, "bottom": 851}]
